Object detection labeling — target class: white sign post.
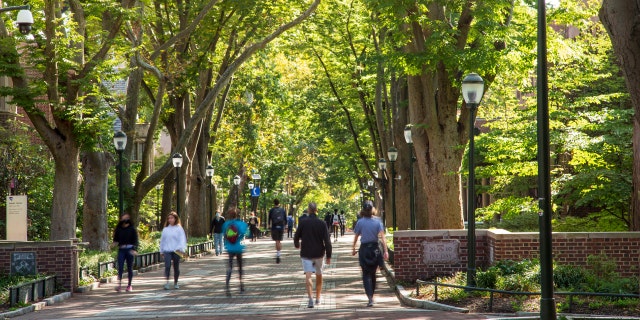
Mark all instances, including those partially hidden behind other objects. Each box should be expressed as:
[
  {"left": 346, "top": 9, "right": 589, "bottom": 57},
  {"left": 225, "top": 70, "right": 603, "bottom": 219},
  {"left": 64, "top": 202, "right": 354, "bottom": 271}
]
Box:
[{"left": 6, "top": 195, "right": 28, "bottom": 241}]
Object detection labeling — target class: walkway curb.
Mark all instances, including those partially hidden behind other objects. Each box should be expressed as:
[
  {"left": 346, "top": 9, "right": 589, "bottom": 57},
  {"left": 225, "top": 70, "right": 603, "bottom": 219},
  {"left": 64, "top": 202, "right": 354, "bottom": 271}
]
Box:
[
  {"left": 381, "top": 258, "right": 470, "bottom": 313},
  {"left": 0, "top": 292, "right": 71, "bottom": 319}
]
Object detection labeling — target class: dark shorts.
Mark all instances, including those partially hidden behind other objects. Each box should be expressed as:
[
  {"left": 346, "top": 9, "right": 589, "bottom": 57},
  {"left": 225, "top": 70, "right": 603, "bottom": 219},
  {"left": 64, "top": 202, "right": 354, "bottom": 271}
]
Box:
[{"left": 271, "top": 229, "right": 284, "bottom": 241}]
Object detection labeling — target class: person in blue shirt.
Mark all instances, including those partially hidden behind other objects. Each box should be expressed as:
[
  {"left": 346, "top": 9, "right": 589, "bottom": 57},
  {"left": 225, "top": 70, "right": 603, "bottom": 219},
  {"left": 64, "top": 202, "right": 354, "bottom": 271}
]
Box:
[
  {"left": 221, "top": 207, "right": 249, "bottom": 296},
  {"left": 286, "top": 213, "right": 295, "bottom": 238},
  {"left": 352, "top": 200, "right": 388, "bottom": 307}
]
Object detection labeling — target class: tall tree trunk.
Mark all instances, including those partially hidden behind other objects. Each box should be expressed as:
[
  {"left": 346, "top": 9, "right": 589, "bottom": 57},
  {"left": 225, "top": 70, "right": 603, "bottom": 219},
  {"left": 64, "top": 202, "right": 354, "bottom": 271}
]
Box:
[
  {"left": 50, "top": 142, "right": 81, "bottom": 240},
  {"left": 599, "top": 0, "right": 640, "bottom": 231},
  {"left": 407, "top": 72, "right": 466, "bottom": 230},
  {"left": 81, "top": 151, "right": 112, "bottom": 250}
]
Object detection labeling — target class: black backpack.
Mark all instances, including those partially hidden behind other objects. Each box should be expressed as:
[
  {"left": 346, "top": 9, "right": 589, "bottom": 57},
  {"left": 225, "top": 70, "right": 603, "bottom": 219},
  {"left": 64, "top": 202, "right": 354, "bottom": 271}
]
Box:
[{"left": 271, "top": 208, "right": 285, "bottom": 225}]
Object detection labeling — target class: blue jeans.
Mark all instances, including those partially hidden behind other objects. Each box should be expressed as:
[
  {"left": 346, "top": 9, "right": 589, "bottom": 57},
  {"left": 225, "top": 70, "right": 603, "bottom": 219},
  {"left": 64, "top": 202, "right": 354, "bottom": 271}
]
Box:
[
  {"left": 214, "top": 233, "right": 223, "bottom": 255},
  {"left": 117, "top": 248, "right": 134, "bottom": 286}
]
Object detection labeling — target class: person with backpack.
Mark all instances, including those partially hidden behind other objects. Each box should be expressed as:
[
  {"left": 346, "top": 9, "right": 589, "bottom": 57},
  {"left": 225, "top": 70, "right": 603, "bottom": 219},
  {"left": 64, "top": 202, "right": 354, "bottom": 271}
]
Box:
[
  {"left": 351, "top": 200, "right": 388, "bottom": 307},
  {"left": 331, "top": 208, "right": 340, "bottom": 242},
  {"left": 294, "top": 202, "right": 332, "bottom": 308},
  {"left": 209, "top": 211, "right": 225, "bottom": 256},
  {"left": 159, "top": 211, "right": 187, "bottom": 290},
  {"left": 222, "top": 207, "right": 249, "bottom": 296},
  {"left": 268, "top": 199, "right": 287, "bottom": 263},
  {"left": 248, "top": 211, "right": 260, "bottom": 242},
  {"left": 286, "top": 213, "right": 295, "bottom": 238}
]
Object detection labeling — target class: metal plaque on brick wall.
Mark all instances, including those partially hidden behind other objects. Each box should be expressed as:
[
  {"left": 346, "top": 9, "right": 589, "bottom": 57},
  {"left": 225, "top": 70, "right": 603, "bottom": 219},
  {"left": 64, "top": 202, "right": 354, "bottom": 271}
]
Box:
[
  {"left": 422, "top": 240, "right": 460, "bottom": 264},
  {"left": 11, "top": 252, "right": 37, "bottom": 275}
]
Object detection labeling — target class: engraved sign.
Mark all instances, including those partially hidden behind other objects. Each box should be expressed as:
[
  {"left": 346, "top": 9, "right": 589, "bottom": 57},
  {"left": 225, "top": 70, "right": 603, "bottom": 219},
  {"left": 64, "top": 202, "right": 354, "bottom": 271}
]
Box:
[
  {"left": 422, "top": 240, "right": 460, "bottom": 264},
  {"left": 11, "top": 252, "right": 36, "bottom": 275}
]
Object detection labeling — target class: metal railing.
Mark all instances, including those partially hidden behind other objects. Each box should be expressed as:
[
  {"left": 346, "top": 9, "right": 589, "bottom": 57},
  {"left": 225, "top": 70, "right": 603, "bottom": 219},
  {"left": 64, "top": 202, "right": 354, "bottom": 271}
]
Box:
[
  {"left": 416, "top": 280, "right": 639, "bottom": 313},
  {"left": 79, "top": 240, "right": 215, "bottom": 281},
  {"left": 8, "top": 275, "right": 57, "bottom": 307}
]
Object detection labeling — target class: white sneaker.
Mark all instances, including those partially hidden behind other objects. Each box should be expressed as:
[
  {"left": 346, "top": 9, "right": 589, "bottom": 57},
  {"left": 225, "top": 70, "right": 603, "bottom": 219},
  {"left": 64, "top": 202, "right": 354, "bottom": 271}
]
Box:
[
  {"left": 164, "top": 283, "right": 171, "bottom": 290},
  {"left": 174, "top": 284, "right": 179, "bottom": 289}
]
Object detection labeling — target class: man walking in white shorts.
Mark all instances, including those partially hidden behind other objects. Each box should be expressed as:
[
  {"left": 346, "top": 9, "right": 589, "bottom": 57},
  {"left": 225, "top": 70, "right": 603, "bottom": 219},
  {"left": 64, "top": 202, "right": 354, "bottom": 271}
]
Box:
[{"left": 294, "top": 202, "right": 332, "bottom": 308}]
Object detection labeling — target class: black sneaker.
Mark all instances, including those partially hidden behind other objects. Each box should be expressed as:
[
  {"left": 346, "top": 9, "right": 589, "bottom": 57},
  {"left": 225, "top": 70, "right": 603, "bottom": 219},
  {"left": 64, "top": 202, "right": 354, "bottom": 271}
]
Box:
[
  {"left": 307, "top": 298, "right": 314, "bottom": 308},
  {"left": 276, "top": 256, "right": 281, "bottom": 264}
]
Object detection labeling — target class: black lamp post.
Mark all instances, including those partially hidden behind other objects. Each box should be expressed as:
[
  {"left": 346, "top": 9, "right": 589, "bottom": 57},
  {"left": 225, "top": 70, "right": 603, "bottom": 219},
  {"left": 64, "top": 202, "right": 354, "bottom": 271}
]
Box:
[
  {"left": 172, "top": 153, "right": 183, "bottom": 216},
  {"left": 537, "top": 0, "right": 556, "bottom": 318},
  {"left": 262, "top": 187, "right": 268, "bottom": 228},
  {"left": 248, "top": 181, "right": 254, "bottom": 220},
  {"left": 206, "top": 165, "right": 214, "bottom": 233},
  {"left": 113, "top": 131, "right": 127, "bottom": 217},
  {"left": 388, "top": 147, "right": 398, "bottom": 231},
  {"left": 233, "top": 175, "right": 241, "bottom": 209},
  {"left": 404, "top": 125, "right": 416, "bottom": 230},
  {"left": 462, "top": 72, "right": 485, "bottom": 288},
  {"left": 155, "top": 184, "right": 161, "bottom": 229},
  {"left": 378, "top": 158, "right": 387, "bottom": 228}
]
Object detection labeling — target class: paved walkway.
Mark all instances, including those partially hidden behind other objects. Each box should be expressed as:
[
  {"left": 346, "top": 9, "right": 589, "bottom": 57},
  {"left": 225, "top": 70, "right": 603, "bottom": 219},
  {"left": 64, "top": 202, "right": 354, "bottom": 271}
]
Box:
[{"left": 14, "top": 232, "right": 490, "bottom": 320}]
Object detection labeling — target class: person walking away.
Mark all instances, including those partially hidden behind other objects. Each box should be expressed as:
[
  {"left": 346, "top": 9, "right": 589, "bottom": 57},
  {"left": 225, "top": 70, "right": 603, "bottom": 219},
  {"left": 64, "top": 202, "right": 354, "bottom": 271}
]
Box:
[
  {"left": 222, "top": 208, "right": 249, "bottom": 296},
  {"left": 323, "top": 211, "right": 332, "bottom": 231},
  {"left": 268, "top": 199, "right": 287, "bottom": 263},
  {"left": 112, "top": 213, "right": 139, "bottom": 292},
  {"left": 160, "top": 211, "right": 187, "bottom": 290},
  {"left": 248, "top": 211, "right": 260, "bottom": 242},
  {"left": 339, "top": 210, "right": 346, "bottom": 236},
  {"left": 210, "top": 212, "right": 225, "bottom": 255},
  {"left": 286, "top": 213, "right": 295, "bottom": 238},
  {"left": 294, "top": 202, "right": 332, "bottom": 308},
  {"left": 352, "top": 200, "right": 388, "bottom": 307},
  {"left": 332, "top": 208, "right": 340, "bottom": 242}
]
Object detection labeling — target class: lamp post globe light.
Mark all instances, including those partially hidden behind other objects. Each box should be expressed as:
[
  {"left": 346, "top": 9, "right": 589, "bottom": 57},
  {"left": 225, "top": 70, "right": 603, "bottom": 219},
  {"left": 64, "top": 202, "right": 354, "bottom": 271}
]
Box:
[
  {"left": 461, "top": 72, "right": 484, "bottom": 288},
  {"left": 367, "top": 179, "right": 374, "bottom": 203},
  {"left": 537, "top": 1, "right": 556, "bottom": 318},
  {"left": 233, "top": 175, "right": 241, "bottom": 209},
  {"left": 206, "top": 165, "right": 214, "bottom": 234},
  {"left": 113, "top": 131, "right": 127, "bottom": 217},
  {"left": 387, "top": 147, "right": 398, "bottom": 230},
  {"left": 172, "top": 153, "right": 183, "bottom": 216},
  {"left": 378, "top": 158, "right": 387, "bottom": 228},
  {"left": 404, "top": 124, "right": 416, "bottom": 230}
]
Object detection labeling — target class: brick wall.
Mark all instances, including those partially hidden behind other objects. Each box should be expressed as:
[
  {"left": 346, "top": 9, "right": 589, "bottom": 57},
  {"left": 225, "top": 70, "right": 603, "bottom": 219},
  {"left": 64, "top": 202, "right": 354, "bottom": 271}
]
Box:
[
  {"left": 0, "top": 239, "right": 79, "bottom": 290},
  {"left": 393, "top": 229, "right": 640, "bottom": 282}
]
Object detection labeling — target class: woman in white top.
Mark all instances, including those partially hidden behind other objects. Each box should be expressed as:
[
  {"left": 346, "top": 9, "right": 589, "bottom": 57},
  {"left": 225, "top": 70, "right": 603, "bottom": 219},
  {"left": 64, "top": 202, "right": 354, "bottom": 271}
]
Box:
[{"left": 160, "top": 211, "right": 187, "bottom": 290}]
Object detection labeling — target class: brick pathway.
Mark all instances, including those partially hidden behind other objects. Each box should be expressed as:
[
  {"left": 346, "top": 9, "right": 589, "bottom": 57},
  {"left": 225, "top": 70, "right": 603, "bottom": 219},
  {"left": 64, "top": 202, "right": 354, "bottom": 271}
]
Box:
[{"left": 12, "top": 232, "right": 490, "bottom": 320}]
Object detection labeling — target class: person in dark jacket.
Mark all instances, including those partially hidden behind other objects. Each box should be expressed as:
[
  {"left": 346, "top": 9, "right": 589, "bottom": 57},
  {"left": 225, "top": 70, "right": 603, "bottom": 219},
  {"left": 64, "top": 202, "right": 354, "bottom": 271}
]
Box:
[
  {"left": 112, "top": 213, "right": 139, "bottom": 292},
  {"left": 210, "top": 212, "right": 225, "bottom": 256},
  {"left": 294, "top": 202, "right": 332, "bottom": 308}
]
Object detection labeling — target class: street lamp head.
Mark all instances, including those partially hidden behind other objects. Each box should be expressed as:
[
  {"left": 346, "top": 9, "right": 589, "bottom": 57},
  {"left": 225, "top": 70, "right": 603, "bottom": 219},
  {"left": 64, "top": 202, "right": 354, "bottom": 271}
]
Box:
[
  {"left": 378, "top": 158, "right": 387, "bottom": 170},
  {"left": 233, "top": 175, "right": 241, "bottom": 186},
  {"left": 155, "top": 184, "right": 161, "bottom": 190},
  {"left": 388, "top": 147, "right": 398, "bottom": 162},
  {"left": 461, "top": 73, "right": 485, "bottom": 106},
  {"left": 172, "top": 153, "right": 183, "bottom": 168},
  {"left": 113, "top": 131, "right": 127, "bottom": 151},
  {"left": 367, "top": 179, "right": 374, "bottom": 187},
  {"left": 206, "top": 165, "right": 214, "bottom": 177},
  {"left": 373, "top": 171, "right": 379, "bottom": 179},
  {"left": 16, "top": 8, "right": 33, "bottom": 35},
  {"left": 404, "top": 124, "right": 413, "bottom": 144},
  {"left": 248, "top": 182, "right": 254, "bottom": 189}
]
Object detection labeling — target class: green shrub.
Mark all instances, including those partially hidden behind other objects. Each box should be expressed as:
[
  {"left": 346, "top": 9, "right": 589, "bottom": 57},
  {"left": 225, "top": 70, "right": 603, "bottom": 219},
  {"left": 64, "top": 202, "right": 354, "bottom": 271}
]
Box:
[
  {"left": 477, "top": 269, "right": 499, "bottom": 289},
  {"left": 493, "top": 259, "right": 539, "bottom": 276},
  {"left": 554, "top": 264, "right": 588, "bottom": 290},
  {"left": 586, "top": 252, "right": 618, "bottom": 281},
  {"left": 496, "top": 273, "right": 539, "bottom": 292}
]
